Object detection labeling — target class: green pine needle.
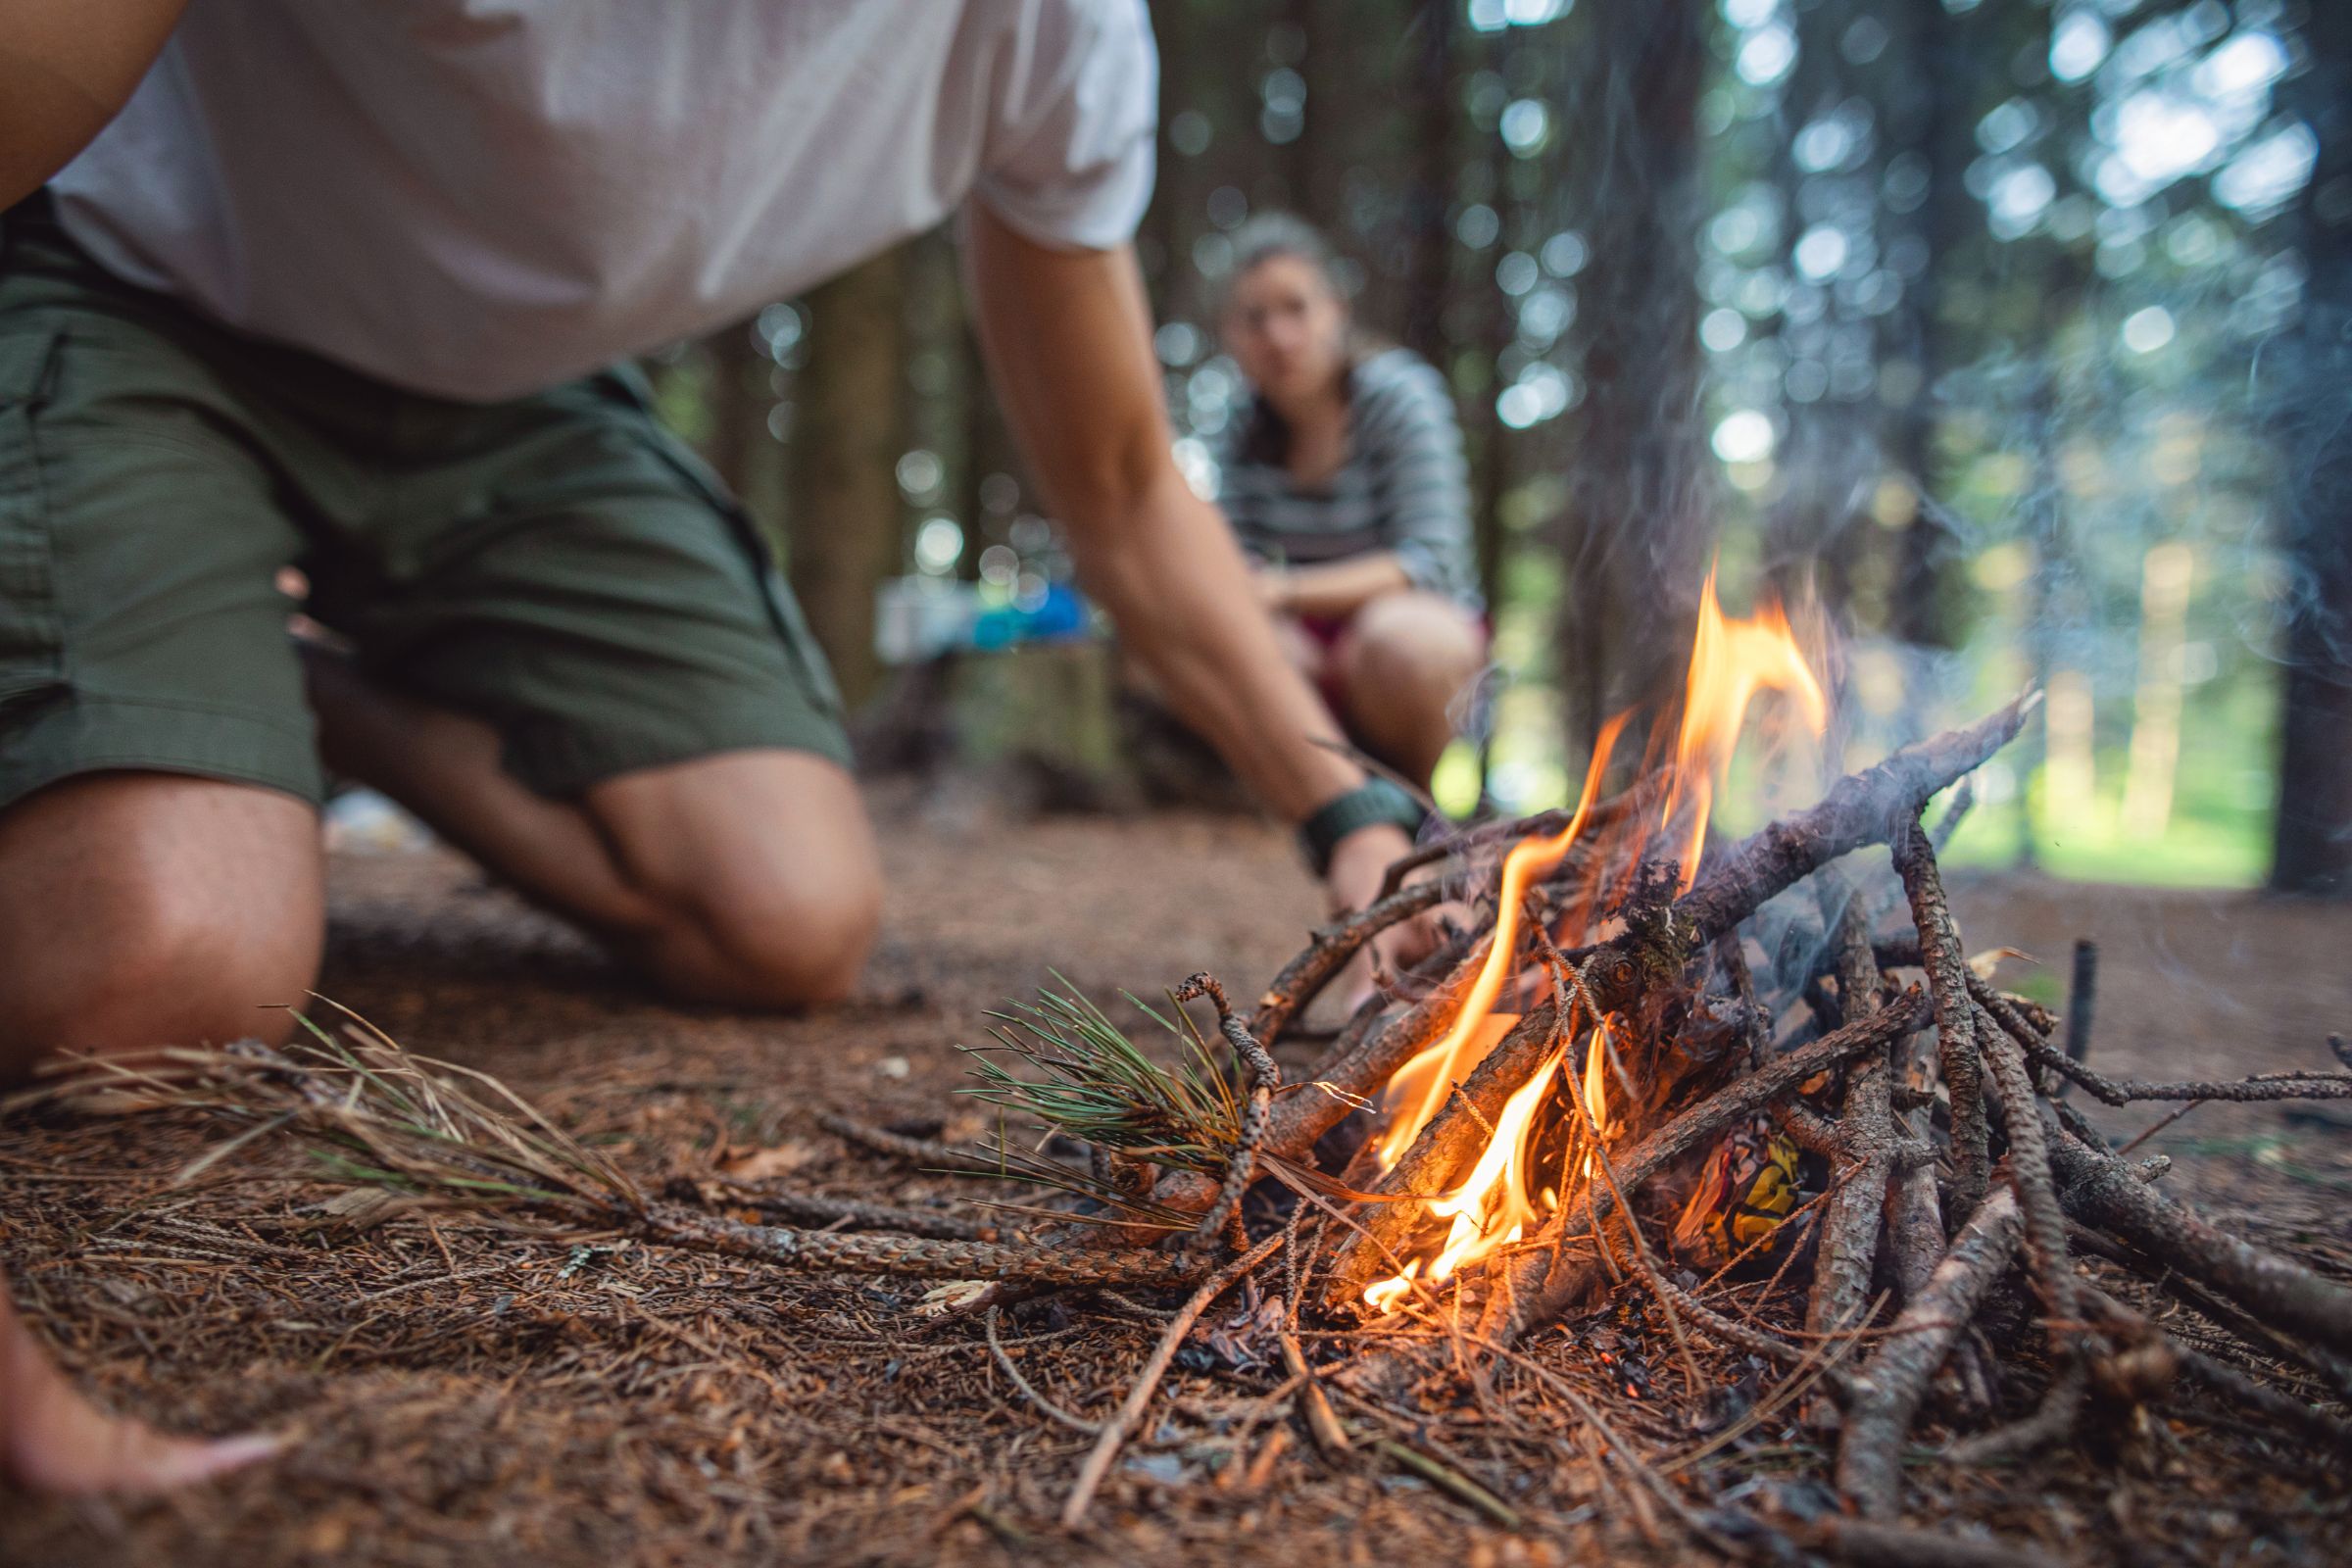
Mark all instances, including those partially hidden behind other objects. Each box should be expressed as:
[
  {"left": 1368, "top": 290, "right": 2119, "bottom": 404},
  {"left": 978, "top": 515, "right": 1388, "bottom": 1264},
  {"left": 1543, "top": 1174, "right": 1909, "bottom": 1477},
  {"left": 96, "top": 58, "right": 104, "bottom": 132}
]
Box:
[{"left": 962, "top": 974, "right": 1241, "bottom": 1170}]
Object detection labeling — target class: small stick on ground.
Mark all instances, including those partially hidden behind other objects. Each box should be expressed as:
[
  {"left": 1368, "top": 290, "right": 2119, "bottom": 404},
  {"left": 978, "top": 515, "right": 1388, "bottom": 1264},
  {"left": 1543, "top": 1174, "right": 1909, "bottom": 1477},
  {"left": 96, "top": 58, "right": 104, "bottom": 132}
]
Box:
[
  {"left": 1370, "top": 1439, "right": 1522, "bottom": 1529},
  {"left": 1795, "top": 1516, "right": 2065, "bottom": 1568},
  {"left": 2077, "top": 1286, "right": 2352, "bottom": 1451},
  {"left": 1060, "top": 1230, "right": 1285, "bottom": 1529},
  {"left": 2061, "top": 937, "right": 2098, "bottom": 1089},
  {"left": 721, "top": 1187, "right": 996, "bottom": 1241},
  {"left": 643, "top": 1204, "right": 1206, "bottom": 1289},
  {"left": 817, "top": 1113, "right": 1039, "bottom": 1178},
  {"left": 1971, "top": 1002, "right": 2084, "bottom": 1353},
  {"left": 1174, "top": 972, "right": 1280, "bottom": 1247},
  {"left": 1971, "top": 979, "right": 2352, "bottom": 1106},
  {"left": 987, "top": 1306, "right": 1102, "bottom": 1434},
  {"left": 2044, "top": 1123, "right": 2352, "bottom": 1356},
  {"left": 1277, "top": 1327, "right": 1349, "bottom": 1454}
]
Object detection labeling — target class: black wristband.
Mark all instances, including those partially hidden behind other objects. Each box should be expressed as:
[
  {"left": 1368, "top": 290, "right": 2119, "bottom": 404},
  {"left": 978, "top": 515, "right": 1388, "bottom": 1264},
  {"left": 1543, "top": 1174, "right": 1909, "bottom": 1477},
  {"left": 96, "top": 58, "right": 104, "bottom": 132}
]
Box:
[{"left": 1298, "top": 778, "right": 1425, "bottom": 876}]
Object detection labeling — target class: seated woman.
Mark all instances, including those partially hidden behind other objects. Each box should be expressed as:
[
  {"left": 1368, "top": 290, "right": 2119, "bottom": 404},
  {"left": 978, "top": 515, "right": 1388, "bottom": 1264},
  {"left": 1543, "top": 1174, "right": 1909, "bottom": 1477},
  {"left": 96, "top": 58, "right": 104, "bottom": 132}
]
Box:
[{"left": 1212, "top": 216, "right": 1488, "bottom": 790}]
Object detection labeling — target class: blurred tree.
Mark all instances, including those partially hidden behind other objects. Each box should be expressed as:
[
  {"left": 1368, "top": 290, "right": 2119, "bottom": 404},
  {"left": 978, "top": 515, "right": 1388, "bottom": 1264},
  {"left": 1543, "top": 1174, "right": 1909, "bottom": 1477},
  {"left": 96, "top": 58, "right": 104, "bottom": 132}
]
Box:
[
  {"left": 2270, "top": 2, "right": 2352, "bottom": 897},
  {"left": 1880, "top": 0, "right": 1972, "bottom": 657},
  {"left": 786, "top": 247, "right": 907, "bottom": 709},
  {"left": 702, "top": 322, "right": 784, "bottom": 531},
  {"left": 1558, "top": 0, "right": 1712, "bottom": 757},
  {"left": 1399, "top": 0, "right": 1458, "bottom": 368}
]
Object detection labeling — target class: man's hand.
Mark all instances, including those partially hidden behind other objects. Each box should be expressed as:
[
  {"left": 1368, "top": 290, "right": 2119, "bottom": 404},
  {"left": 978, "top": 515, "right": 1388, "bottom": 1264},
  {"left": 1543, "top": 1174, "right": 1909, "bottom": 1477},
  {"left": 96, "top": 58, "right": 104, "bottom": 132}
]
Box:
[
  {"left": 1323, "top": 821, "right": 1446, "bottom": 989},
  {"left": 1253, "top": 566, "right": 1296, "bottom": 616}
]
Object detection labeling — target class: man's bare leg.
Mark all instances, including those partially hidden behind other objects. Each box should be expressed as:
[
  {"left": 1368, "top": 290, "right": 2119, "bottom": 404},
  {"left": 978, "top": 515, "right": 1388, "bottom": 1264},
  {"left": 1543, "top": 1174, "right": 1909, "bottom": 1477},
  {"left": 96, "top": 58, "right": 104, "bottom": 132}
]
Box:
[
  {"left": 1, "top": 1278, "right": 280, "bottom": 1494},
  {"left": 0, "top": 773, "right": 315, "bottom": 1494},
  {"left": 0, "top": 774, "right": 323, "bottom": 1079},
  {"left": 305, "top": 650, "right": 881, "bottom": 1006}
]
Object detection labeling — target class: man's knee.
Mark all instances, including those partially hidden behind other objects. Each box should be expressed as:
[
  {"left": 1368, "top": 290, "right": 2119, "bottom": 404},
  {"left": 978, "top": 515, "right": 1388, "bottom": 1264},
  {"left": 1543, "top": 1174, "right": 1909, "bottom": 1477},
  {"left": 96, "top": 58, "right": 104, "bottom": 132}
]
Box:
[
  {"left": 590, "top": 751, "right": 884, "bottom": 1008},
  {"left": 52, "top": 875, "right": 316, "bottom": 1053},
  {"left": 0, "top": 775, "right": 323, "bottom": 1073},
  {"left": 670, "top": 848, "right": 882, "bottom": 1007}
]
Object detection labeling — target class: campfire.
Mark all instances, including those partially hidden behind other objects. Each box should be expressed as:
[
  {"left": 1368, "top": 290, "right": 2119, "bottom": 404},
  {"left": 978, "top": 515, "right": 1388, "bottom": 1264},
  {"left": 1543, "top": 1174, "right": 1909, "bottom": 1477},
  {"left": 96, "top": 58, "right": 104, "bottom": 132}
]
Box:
[{"left": 74, "top": 567, "right": 2352, "bottom": 1556}]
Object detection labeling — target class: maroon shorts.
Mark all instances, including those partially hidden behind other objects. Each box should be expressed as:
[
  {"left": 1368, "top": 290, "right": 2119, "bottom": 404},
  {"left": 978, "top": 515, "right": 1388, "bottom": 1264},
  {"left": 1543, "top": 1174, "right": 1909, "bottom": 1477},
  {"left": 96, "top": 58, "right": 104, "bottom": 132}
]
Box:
[{"left": 1294, "top": 608, "right": 1490, "bottom": 716}]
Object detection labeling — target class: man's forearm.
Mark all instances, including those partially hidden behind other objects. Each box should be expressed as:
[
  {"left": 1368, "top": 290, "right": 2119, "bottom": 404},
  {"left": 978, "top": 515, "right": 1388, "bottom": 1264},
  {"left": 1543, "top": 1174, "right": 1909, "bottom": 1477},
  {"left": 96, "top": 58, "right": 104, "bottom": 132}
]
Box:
[
  {"left": 0, "top": 2, "right": 185, "bottom": 209},
  {"left": 1085, "top": 468, "right": 1361, "bottom": 821}
]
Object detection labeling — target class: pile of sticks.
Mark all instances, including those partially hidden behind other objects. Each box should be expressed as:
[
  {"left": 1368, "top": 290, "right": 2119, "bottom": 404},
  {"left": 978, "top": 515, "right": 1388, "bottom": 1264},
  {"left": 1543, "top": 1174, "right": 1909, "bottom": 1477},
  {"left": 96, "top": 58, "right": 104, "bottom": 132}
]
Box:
[{"left": 829, "top": 692, "right": 2352, "bottom": 1532}]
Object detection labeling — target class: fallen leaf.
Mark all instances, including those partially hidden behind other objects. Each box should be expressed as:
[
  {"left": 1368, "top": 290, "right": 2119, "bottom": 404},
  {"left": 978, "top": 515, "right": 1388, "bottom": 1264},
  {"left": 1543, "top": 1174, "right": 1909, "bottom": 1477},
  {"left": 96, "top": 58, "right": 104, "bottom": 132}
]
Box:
[{"left": 720, "top": 1140, "right": 819, "bottom": 1181}]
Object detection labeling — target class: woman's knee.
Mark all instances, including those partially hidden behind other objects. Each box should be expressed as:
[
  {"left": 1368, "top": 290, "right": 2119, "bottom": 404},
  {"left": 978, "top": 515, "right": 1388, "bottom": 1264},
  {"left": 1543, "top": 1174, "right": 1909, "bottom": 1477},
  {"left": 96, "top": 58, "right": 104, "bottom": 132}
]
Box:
[{"left": 1339, "top": 592, "right": 1485, "bottom": 701}]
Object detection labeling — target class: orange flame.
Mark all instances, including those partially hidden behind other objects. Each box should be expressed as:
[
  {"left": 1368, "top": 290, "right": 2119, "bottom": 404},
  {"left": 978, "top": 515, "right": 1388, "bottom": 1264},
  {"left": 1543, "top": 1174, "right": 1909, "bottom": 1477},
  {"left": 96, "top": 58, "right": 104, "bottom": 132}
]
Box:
[
  {"left": 1369, "top": 711, "right": 1631, "bottom": 1170},
  {"left": 1582, "top": 1019, "right": 1617, "bottom": 1140},
  {"left": 1655, "top": 566, "right": 1830, "bottom": 888},
  {"left": 1359, "top": 564, "right": 1830, "bottom": 1315},
  {"left": 1410, "top": 1042, "right": 1566, "bottom": 1292}
]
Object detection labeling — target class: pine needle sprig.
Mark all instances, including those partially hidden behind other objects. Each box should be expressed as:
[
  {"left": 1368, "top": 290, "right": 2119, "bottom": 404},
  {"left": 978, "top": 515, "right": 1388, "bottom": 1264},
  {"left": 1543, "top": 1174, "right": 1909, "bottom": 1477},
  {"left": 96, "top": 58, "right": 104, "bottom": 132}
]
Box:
[
  {"left": 962, "top": 978, "right": 1243, "bottom": 1173},
  {"left": 38, "top": 1005, "right": 646, "bottom": 1220}
]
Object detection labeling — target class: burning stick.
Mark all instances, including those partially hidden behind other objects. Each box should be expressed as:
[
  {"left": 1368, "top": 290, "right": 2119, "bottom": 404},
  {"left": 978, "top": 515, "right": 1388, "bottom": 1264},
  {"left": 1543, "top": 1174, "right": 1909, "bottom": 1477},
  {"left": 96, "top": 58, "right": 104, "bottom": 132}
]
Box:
[
  {"left": 1504, "top": 989, "right": 1930, "bottom": 1338},
  {"left": 1317, "top": 1000, "right": 1568, "bottom": 1311}
]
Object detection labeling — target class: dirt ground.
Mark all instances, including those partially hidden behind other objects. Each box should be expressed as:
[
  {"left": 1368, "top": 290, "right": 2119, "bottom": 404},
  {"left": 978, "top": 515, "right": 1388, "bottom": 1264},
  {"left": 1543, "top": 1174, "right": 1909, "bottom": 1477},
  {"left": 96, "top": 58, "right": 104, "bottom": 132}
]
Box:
[{"left": 3, "top": 791, "right": 2347, "bottom": 1567}]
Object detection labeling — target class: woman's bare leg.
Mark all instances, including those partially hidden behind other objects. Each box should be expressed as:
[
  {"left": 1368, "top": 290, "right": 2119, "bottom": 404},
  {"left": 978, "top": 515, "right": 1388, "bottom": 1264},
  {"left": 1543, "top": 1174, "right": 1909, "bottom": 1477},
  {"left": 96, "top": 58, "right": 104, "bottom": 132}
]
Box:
[{"left": 1332, "top": 590, "right": 1487, "bottom": 787}]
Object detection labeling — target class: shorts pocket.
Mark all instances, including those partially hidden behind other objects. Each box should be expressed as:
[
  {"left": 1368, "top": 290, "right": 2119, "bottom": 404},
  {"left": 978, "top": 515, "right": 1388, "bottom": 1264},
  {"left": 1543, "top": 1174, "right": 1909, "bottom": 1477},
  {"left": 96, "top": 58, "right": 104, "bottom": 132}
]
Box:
[{"left": 0, "top": 329, "right": 66, "bottom": 710}]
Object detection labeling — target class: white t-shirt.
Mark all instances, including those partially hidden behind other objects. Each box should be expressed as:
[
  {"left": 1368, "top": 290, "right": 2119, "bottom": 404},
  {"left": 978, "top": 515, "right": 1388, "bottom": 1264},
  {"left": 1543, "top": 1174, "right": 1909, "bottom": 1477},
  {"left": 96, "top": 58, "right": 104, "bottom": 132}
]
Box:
[{"left": 51, "top": 0, "right": 1158, "bottom": 402}]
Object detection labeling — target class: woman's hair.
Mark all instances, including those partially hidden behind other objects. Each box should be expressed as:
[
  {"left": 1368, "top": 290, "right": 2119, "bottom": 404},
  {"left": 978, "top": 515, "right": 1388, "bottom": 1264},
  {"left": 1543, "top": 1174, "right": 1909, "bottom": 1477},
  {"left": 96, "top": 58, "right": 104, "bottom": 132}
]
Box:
[
  {"left": 1213, "top": 213, "right": 1348, "bottom": 319},
  {"left": 1213, "top": 213, "right": 1367, "bottom": 466}
]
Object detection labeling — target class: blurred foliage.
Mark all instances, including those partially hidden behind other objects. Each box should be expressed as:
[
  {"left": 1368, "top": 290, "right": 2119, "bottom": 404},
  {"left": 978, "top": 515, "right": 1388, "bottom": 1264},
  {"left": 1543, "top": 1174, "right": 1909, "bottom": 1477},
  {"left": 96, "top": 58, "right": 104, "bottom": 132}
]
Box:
[{"left": 653, "top": 0, "right": 2346, "bottom": 890}]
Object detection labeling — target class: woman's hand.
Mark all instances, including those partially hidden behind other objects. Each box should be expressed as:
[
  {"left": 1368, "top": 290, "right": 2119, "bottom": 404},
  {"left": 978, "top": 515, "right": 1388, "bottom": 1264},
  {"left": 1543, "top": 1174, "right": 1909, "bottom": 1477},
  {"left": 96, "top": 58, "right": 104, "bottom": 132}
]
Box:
[{"left": 1252, "top": 565, "right": 1296, "bottom": 617}]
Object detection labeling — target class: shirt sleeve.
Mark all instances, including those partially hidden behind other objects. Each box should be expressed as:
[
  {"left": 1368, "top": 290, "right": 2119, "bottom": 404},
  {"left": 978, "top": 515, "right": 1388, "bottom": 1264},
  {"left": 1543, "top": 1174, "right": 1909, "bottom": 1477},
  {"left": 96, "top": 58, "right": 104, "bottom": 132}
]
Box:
[
  {"left": 1355, "top": 355, "right": 1481, "bottom": 608},
  {"left": 973, "top": 0, "right": 1159, "bottom": 252}
]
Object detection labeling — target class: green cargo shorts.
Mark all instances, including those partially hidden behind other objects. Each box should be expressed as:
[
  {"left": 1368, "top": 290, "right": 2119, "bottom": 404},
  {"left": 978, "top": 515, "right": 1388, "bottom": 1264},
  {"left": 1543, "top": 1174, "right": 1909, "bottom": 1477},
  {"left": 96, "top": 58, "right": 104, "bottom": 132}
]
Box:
[{"left": 0, "top": 195, "right": 848, "bottom": 812}]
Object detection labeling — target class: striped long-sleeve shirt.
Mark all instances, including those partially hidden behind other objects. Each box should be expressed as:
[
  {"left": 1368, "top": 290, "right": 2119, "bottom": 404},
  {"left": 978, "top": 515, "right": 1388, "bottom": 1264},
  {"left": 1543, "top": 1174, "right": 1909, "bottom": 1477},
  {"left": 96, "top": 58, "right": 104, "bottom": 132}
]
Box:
[{"left": 1213, "top": 348, "right": 1481, "bottom": 610}]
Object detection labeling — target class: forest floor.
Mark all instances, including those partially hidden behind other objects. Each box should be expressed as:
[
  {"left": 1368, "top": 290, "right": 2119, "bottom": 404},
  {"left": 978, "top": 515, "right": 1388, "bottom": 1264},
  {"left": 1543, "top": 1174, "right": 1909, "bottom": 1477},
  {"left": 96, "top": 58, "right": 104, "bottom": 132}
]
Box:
[{"left": 3, "top": 786, "right": 2347, "bottom": 1567}]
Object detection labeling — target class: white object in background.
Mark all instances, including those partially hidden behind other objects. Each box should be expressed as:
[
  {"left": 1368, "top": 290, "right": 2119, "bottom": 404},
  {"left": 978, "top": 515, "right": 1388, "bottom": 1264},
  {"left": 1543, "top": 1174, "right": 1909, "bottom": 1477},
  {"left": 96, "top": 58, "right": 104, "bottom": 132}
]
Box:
[
  {"left": 323, "top": 788, "right": 434, "bottom": 854},
  {"left": 874, "top": 576, "right": 981, "bottom": 663}
]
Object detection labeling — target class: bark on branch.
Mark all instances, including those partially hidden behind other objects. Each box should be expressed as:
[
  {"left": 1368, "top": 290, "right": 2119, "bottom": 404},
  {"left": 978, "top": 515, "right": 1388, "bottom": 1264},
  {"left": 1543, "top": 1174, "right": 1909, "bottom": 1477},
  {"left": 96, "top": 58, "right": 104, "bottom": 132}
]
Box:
[{"left": 1837, "top": 1186, "right": 2026, "bottom": 1517}]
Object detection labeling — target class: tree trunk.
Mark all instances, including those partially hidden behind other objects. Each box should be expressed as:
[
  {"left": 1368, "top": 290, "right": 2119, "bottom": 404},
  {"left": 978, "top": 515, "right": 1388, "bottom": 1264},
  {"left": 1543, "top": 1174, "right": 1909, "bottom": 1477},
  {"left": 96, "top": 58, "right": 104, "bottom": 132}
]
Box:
[
  {"left": 1399, "top": 0, "right": 1456, "bottom": 368},
  {"left": 2269, "top": 6, "right": 2352, "bottom": 897},
  {"left": 1557, "top": 0, "right": 1712, "bottom": 758},
  {"left": 785, "top": 247, "right": 907, "bottom": 712},
  {"left": 701, "top": 323, "right": 787, "bottom": 542},
  {"left": 1883, "top": 0, "right": 1970, "bottom": 660}
]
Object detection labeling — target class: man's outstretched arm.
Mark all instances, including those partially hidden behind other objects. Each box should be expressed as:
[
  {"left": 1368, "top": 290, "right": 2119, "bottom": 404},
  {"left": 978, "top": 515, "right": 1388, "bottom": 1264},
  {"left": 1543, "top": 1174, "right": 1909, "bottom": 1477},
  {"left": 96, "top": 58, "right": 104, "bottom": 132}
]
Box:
[
  {"left": 963, "top": 206, "right": 1418, "bottom": 915},
  {"left": 0, "top": 0, "right": 184, "bottom": 209}
]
